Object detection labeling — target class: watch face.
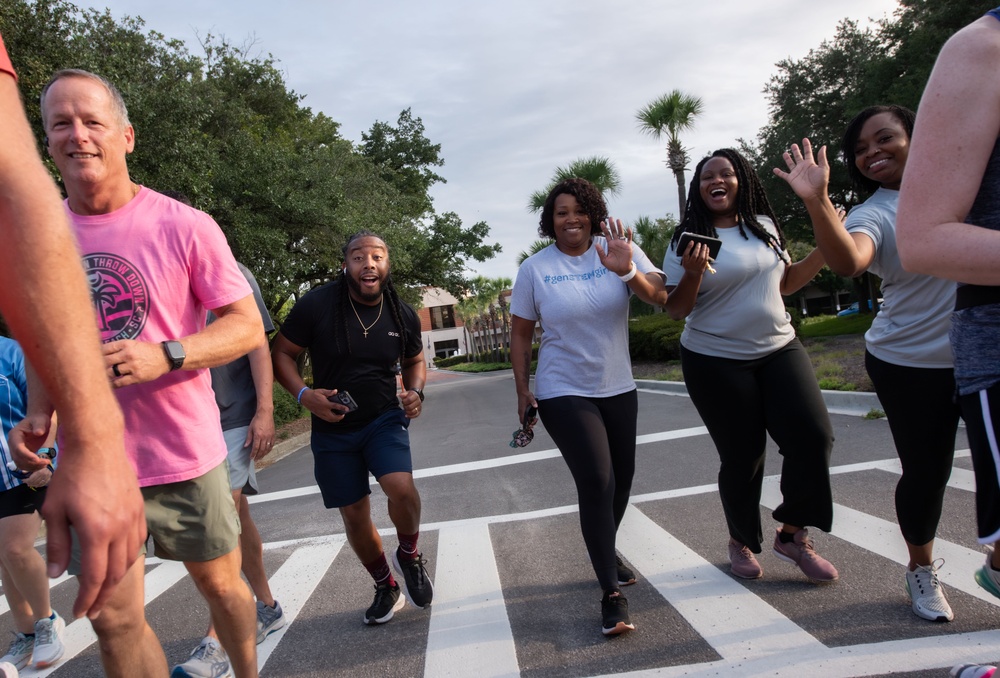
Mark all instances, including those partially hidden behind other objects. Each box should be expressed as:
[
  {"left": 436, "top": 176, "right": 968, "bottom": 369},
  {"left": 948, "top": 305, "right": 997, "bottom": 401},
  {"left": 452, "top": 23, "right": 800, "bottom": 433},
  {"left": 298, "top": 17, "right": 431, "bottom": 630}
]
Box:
[{"left": 163, "top": 341, "right": 185, "bottom": 369}]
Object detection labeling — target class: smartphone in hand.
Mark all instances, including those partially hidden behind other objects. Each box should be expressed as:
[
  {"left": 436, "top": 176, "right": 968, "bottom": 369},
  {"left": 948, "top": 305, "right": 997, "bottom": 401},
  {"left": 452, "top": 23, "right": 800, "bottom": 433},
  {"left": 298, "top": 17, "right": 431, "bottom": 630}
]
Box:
[
  {"left": 677, "top": 232, "right": 722, "bottom": 261},
  {"left": 328, "top": 390, "right": 359, "bottom": 412}
]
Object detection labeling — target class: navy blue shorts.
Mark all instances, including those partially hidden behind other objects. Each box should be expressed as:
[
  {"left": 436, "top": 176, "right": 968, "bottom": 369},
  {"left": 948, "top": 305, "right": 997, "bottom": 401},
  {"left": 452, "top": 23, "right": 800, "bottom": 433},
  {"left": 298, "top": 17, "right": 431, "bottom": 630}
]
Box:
[{"left": 311, "top": 408, "right": 412, "bottom": 508}]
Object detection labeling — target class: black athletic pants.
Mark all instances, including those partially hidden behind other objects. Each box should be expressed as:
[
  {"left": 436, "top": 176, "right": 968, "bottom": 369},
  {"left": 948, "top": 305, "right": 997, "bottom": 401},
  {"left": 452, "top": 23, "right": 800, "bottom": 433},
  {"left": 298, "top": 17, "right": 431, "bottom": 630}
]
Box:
[
  {"left": 865, "top": 351, "right": 959, "bottom": 546},
  {"left": 538, "top": 389, "right": 638, "bottom": 592},
  {"left": 960, "top": 383, "right": 1000, "bottom": 544},
  {"left": 681, "top": 340, "right": 834, "bottom": 553}
]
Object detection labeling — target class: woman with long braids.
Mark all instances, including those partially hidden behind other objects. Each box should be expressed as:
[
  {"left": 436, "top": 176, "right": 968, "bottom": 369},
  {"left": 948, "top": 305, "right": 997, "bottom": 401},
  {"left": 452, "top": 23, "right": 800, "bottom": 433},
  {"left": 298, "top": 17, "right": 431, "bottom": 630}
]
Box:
[
  {"left": 661, "top": 148, "right": 837, "bottom": 584},
  {"left": 776, "top": 106, "right": 959, "bottom": 623},
  {"left": 273, "top": 230, "right": 433, "bottom": 626},
  {"left": 510, "top": 178, "right": 667, "bottom": 636}
]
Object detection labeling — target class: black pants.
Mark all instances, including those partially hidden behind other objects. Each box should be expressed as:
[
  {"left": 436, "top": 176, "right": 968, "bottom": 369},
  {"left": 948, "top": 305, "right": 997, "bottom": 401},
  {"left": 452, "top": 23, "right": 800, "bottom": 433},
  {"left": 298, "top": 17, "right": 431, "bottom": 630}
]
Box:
[
  {"left": 681, "top": 340, "right": 834, "bottom": 553},
  {"left": 960, "top": 383, "right": 1000, "bottom": 543},
  {"left": 538, "top": 389, "right": 638, "bottom": 591},
  {"left": 865, "top": 351, "right": 959, "bottom": 546}
]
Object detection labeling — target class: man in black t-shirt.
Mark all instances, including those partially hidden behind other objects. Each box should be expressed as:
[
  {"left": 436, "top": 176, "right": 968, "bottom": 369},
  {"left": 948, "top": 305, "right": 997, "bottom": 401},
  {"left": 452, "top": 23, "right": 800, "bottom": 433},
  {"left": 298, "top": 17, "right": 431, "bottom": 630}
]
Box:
[{"left": 272, "top": 231, "right": 431, "bottom": 625}]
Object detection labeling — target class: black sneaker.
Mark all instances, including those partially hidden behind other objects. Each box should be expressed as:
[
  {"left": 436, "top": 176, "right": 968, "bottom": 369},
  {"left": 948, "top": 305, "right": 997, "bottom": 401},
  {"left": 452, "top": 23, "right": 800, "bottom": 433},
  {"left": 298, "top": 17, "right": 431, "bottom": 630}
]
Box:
[
  {"left": 601, "top": 590, "right": 635, "bottom": 636},
  {"left": 617, "top": 556, "right": 636, "bottom": 586},
  {"left": 392, "top": 548, "right": 434, "bottom": 608},
  {"left": 364, "top": 582, "right": 404, "bottom": 625}
]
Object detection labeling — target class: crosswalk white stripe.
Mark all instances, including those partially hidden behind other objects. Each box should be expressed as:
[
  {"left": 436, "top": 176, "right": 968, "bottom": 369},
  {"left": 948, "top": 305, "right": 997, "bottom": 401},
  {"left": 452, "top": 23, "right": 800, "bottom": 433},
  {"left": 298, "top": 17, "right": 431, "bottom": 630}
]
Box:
[
  {"left": 248, "top": 427, "right": 711, "bottom": 506},
  {"left": 759, "top": 478, "right": 999, "bottom": 606},
  {"left": 24, "top": 560, "right": 188, "bottom": 678},
  {"left": 424, "top": 523, "right": 518, "bottom": 678},
  {"left": 0, "top": 572, "right": 73, "bottom": 618},
  {"left": 617, "top": 506, "right": 825, "bottom": 660},
  {"left": 257, "top": 540, "right": 343, "bottom": 672},
  {"left": 948, "top": 467, "right": 977, "bottom": 493},
  {"left": 591, "top": 628, "right": 1000, "bottom": 677}
]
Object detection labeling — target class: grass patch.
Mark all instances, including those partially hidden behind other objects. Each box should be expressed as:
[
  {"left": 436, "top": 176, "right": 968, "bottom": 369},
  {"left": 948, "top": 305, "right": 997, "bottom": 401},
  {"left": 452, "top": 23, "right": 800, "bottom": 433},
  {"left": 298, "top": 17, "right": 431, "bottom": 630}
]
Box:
[
  {"left": 863, "top": 408, "right": 886, "bottom": 419},
  {"left": 653, "top": 365, "right": 684, "bottom": 381},
  {"left": 798, "top": 314, "right": 874, "bottom": 338},
  {"left": 817, "top": 377, "right": 857, "bottom": 391},
  {"left": 448, "top": 361, "right": 511, "bottom": 373}
]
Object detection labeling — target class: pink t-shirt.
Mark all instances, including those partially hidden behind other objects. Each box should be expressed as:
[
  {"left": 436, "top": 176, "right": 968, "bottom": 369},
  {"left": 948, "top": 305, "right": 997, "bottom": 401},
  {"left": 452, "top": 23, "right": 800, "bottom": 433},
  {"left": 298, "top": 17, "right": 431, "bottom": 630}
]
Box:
[{"left": 69, "top": 188, "right": 251, "bottom": 486}]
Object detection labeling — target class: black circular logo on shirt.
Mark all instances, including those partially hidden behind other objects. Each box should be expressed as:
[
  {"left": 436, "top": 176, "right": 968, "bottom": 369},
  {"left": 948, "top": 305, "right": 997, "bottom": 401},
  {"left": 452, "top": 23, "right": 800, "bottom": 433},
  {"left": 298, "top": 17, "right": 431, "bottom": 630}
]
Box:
[{"left": 83, "top": 253, "right": 149, "bottom": 342}]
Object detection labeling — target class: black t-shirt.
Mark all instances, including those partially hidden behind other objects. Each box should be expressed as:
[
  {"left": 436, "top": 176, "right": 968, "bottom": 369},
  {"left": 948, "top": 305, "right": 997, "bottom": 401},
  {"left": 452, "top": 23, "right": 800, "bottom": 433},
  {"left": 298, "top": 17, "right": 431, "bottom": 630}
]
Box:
[{"left": 280, "top": 279, "right": 422, "bottom": 432}]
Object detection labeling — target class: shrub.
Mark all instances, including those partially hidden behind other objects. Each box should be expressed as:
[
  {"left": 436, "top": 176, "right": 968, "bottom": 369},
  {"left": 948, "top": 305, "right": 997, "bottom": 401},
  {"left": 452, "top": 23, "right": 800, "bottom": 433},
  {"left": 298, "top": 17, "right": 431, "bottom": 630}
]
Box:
[
  {"left": 628, "top": 315, "right": 685, "bottom": 362},
  {"left": 273, "top": 382, "right": 305, "bottom": 429}
]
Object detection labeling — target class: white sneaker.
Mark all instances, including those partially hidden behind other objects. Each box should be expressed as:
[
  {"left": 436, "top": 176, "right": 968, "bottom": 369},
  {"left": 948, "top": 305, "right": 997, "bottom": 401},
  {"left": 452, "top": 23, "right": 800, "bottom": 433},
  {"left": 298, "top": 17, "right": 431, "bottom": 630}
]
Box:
[
  {"left": 31, "top": 612, "right": 65, "bottom": 668},
  {"left": 906, "top": 560, "right": 954, "bottom": 622},
  {"left": 0, "top": 633, "right": 32, "bottom": 670},
  {"left": 170, "top": 637, "right": 233, "bottom": 678},
  {"left": 0, "top": 660, "right": 18, "bottom": 678}
]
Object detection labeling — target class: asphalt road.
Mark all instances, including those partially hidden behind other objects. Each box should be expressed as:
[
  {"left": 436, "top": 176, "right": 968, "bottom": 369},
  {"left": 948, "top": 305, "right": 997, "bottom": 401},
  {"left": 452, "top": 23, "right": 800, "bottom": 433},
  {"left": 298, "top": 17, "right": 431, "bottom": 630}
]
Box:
[{"left": 5, "top": 368, "right": 999, "bottom": 678}]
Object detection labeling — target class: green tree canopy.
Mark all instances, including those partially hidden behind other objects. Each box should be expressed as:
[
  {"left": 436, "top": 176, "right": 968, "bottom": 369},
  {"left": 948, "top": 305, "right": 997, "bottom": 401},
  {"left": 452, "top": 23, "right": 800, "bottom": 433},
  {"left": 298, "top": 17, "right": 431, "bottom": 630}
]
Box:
[
  {"left": 528, "top": 155, "right": 622, "bottom": 213},
  {"left": 0, "top": 0, "right": 498, "bottom": 318}
]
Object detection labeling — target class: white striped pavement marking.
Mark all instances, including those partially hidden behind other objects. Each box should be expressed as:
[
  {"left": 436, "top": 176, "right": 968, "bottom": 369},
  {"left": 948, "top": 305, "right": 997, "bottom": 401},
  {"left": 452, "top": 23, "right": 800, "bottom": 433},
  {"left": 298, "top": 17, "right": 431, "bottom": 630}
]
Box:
[
  {"left": 25, "top": 560, "right": 188, "bottom": 677},
  {"left": 257, "top": 540, "right": 343, "bottom": 672},
  {"left": 0, "top": 572, "right": 73, "bottom": 617},
  {"left": 248, "top": 427, "right": 711, "bottom": 505},
  {"left": 424, "top": 523, "right": 518, "bottom": 678},
  {"left": 617, "top": 506, "right": 825, "bottom": 660},
  {"left": 592, "top": 629, "right": 1000, "bottom": 677},
  {"left": 759, "top": 477, "right": 998, "bottom": 606}
]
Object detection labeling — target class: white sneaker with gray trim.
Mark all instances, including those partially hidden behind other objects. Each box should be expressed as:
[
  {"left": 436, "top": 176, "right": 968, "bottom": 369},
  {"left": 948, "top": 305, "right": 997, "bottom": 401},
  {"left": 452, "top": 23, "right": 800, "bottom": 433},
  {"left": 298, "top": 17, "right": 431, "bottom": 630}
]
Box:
[
  {"left": 31, "top": 612, "right": 65, "bottom": 668},
  {"left": 0, "top": 633, "right": 32, "bottom": 670},
  {"left": 170, "top": 637, "right": 233, "bottom": 678},
  {"left": 256, "top": 600, "right": 286, "bottom": 644},
  {"left": 906, "top": 560, "right": 954, "bottom": 622}
]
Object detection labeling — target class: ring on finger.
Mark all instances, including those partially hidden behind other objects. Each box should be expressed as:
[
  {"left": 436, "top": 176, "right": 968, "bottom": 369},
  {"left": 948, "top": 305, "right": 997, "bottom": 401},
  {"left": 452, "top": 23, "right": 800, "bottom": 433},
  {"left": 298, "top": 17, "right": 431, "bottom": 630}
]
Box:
[{"left": 112, "top": 363, "right": 123, "bottom": 377}]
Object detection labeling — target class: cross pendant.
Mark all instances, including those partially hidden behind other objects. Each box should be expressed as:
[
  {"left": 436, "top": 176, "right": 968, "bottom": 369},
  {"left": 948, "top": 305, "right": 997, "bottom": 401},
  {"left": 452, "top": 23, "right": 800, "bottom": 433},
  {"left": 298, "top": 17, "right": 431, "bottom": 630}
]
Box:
[{"left": 363, "top": 329, "right": 368, "bottom": 338}]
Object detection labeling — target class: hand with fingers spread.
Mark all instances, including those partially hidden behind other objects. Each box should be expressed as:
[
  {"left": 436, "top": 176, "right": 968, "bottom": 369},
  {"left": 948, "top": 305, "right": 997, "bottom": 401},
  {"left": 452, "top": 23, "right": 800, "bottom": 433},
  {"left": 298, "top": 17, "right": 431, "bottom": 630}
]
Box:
[
  {"left": 773, "top": 138, "right": 831, "bottom": 202},
  {"left": 598, "top": 217, "right": 635, "bottom": 276}
]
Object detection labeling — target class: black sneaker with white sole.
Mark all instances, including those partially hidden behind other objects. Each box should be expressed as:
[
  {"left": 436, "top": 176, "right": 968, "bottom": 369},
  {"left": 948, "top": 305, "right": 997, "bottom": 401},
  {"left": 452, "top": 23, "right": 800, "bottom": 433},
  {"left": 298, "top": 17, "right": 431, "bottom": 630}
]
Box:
[
  {"left": 392, "top": 548, "right": 434, "bottom": 608},
  {"left": 364, "top": 582, "right": 405, "bottom": 625},
  {"left": 616, "top": 556, "right": 636, "bottom": 586},
  {"left": 601, "top": 590, "right": 635, "bottom": 636}
]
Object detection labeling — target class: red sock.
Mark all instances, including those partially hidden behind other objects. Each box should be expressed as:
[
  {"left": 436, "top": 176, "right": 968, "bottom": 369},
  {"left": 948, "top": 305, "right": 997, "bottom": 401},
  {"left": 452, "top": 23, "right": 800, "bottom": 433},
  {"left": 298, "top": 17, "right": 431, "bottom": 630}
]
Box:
[
  {"left": 397, "top": 531, "right": 419, "bottom": 560},
  {"left": 363, "top": 552, "right": 395, "bottom": 587}
]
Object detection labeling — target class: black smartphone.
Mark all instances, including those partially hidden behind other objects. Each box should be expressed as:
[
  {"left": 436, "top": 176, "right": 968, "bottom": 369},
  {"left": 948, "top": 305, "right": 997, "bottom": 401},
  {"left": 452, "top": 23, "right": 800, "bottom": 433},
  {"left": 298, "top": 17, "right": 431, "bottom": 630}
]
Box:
[
  {"left": 523, "top": 404, "right": 537, "bottom": 426},
  {"left": 676, "top": 232, "right": 722, "bottom": 261},
  {"left": 328, "top": 390, "right": 359, "bottom": 412}
]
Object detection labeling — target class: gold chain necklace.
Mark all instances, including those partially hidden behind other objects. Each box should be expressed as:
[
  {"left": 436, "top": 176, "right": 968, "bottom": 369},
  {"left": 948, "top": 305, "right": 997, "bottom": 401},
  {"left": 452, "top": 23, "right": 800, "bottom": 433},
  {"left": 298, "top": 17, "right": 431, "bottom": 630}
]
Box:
[{"left": 348, "top": 293, "right": 384, "bottom": 338}]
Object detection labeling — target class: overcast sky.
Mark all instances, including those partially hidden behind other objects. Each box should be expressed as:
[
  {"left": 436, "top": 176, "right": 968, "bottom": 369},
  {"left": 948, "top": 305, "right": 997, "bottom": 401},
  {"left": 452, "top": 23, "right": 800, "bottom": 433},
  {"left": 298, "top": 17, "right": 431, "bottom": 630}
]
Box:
[{"left": 93, "top": 0, "right": 900, "bottom": 282}]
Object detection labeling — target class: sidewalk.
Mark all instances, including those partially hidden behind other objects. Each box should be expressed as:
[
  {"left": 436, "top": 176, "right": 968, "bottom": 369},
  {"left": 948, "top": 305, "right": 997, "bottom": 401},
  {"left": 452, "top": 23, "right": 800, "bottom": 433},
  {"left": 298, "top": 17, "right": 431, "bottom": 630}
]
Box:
[{"left": 635, "top": 379, "right": 884, "bottom": 417}]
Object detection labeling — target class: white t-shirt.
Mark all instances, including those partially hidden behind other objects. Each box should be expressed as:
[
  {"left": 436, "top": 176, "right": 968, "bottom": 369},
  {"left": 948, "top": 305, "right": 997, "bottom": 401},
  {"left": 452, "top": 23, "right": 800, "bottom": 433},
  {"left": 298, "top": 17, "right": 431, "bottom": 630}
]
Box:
[
  {"left": 845, "top": 188, "right": 955, "bottom": 368},
  {"left": 510, "top": 238, "right": 663, "bottom": 400},
  {"left": 661, "top": 217, "right": 795, "bottom": 359}
]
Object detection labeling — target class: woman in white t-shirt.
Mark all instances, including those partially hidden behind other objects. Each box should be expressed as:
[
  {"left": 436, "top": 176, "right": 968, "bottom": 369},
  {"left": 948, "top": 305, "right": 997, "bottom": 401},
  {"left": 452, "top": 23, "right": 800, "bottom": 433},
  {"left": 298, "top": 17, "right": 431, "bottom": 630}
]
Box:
[
  {"left": 776, "top": 105, "right": 959, "bottom": 623},
  {"left": 510, "top": 178, "right": 666, "bottom": 636},
  {"left": 661, "top": 148, "right": 837, "bottom": 585}
]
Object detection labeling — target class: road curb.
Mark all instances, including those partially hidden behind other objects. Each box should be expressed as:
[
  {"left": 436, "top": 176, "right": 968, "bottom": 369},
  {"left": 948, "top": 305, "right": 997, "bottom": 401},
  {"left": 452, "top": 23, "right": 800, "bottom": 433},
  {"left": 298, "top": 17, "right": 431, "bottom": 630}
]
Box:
[
  {"left": 256, "top": 431, "right": 311, "bottom": 471},
  {"left": 635, "top": 379, "right": 884, "bottom": 417}
]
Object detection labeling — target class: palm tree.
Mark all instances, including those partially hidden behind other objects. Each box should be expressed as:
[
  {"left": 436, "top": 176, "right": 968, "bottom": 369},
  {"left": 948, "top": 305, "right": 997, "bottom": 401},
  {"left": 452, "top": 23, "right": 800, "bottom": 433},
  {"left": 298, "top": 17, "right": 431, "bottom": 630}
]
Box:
[
  {"left": 528, "top": 156, "right": 622, "bottom": 213},
  {"left": 636, "top": 90, "right": 704, "bottom": 221},
  {"left": 455, "top": 296, "right": 481, "bottom": 362},
  {"left": 516, "top": 239, "right": 553, "bottom": 266}
]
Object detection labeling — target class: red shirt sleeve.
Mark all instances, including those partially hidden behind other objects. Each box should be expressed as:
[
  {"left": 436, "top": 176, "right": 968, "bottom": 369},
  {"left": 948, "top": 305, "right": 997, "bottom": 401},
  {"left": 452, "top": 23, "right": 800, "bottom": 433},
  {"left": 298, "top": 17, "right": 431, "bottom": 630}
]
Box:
[{"left": 0, "top": 33, "right": 17, "bottom": 81}]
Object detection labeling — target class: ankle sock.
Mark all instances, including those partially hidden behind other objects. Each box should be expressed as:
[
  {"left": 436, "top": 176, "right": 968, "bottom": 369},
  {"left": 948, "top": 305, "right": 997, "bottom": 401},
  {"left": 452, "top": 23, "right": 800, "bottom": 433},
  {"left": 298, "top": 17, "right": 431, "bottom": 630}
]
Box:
[
  {"left": 397, "top": 531, "right": 419, "bottom": 560},
  {"left": 363, "top": 552, "right": 395, "bottom": 587}
]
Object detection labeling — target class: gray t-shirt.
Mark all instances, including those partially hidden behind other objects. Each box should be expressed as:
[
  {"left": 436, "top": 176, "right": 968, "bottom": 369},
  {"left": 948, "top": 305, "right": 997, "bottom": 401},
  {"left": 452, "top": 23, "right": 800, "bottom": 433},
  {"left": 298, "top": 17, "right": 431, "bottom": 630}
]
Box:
[
  {"left": 510, "top": 238, "right": 663, "bottom": 400},
  {"left": 662, "top": 217, "right": 795, "bottom": 359},
  {"left": 952, "top": 136, "right": 1000, "bottom": 395},
  {"left": 210, "top": 263, "right": 275, "bottom": 431},
  {"left": 845, "top": 187, "right": 955, "bottom": 368}
]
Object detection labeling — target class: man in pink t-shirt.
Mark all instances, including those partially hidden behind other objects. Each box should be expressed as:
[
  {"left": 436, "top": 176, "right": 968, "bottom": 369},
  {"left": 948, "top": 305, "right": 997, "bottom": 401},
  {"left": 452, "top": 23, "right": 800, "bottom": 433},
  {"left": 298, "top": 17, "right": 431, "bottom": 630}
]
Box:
[{"left": 37, "top": 69, "right": 264, "bottom": 677}]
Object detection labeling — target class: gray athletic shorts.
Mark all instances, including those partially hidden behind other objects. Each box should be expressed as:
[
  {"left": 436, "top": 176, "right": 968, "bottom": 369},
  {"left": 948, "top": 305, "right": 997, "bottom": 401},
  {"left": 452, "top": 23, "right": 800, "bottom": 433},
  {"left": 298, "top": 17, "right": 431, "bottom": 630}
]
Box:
[{"left": 224, "top": 426, "right": 259, "bottom": 496}]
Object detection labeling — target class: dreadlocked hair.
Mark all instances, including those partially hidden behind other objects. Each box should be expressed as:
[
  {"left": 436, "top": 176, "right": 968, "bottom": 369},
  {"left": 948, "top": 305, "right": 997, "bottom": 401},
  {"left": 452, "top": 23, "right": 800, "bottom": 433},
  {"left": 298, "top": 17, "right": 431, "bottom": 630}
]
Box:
[
  {"left": 671, "top": 148, "right": 789, "bottom": 264},
  {"left": 538, "top": 177, "right": 608, "bottom": 239},
  {"left": 334, "top": 231, "right": 409, "bottom": 368},
  {"left": 840, "top": 104, "right": 915, "bottom": 196}
]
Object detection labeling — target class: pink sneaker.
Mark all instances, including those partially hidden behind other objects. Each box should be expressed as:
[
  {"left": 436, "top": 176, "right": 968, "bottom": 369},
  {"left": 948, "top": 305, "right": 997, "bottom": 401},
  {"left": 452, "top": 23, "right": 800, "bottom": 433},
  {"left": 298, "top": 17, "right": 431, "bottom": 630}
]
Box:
[
  {"left": 772, "top": 528, "right": 838, "bottom": 583},
  {"left": 952, "top": 664, "right": 997, "bottom": 678},
  {"left": 728, "top": 539, "right": 763, "bottom": 579}
]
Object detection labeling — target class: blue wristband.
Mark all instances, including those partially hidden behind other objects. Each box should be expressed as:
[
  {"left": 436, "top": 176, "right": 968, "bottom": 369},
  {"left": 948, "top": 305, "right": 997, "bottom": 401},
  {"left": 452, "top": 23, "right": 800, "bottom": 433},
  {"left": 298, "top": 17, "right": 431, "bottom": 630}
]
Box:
[{"left": 296, "top": 386, "right": 309, "bottom": 404}]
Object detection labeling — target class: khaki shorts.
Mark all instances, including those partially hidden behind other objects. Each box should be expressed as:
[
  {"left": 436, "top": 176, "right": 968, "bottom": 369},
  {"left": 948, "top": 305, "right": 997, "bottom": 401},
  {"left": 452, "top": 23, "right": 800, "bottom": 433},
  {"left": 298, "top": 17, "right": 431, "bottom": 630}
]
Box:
[{"left": 68, "top": 460, "right": 240, "bottom": 573}]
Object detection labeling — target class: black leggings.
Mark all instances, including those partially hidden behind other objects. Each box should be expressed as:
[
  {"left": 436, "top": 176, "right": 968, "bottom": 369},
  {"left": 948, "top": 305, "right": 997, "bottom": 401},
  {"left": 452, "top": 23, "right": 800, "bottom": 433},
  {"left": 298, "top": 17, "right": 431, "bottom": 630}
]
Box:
[
  {"left": 959, "top": 384, "right": 1000, "bottom": 543},
  {"left": 538, "top": 390, "right": 638, "bottom": 591},
  {"left": 681, "top": 340, "right": 834, "bottom": 553},
  {"left": 865, "top": 351, "right": 959, "bottom": 546}
]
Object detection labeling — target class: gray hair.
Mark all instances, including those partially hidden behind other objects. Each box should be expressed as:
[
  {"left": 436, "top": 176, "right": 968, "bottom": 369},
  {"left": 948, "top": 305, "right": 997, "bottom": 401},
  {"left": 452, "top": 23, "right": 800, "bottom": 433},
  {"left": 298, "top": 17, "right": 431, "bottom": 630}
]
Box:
[{"left": 40, "top": 69, "right": 131, "bottom": 130}]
